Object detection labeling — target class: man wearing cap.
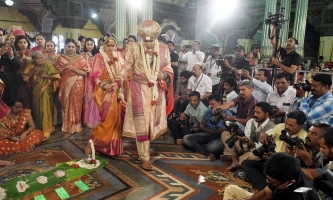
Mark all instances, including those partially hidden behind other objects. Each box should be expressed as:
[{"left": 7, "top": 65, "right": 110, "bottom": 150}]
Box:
[
  {"left": 223, "top": 45, "right": 252, "bottom": 80},
  {"left": 182, "top": 40, "right": 205, "bottom": 72},
  {"left": 270, "top": 25, "right": 301, "bottom": 85},
  {"left": 203, "top": 45, "right": 222, "bottom": 95},
  {"left": 111, "top": 20, "right": 174, "bottom": 171}
]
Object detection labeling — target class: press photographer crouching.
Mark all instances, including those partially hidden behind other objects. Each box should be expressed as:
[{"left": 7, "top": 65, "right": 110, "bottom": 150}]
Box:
[
  {"left": 168, "top": 91, "right": 207, "bottom": 145},
  {"left": 223, "top": 153, "right": 320, "bottom": 200},
  {"left": 220, "top": 102, "right": 276, "bottom": 170},
  {"left": 183, "top": 94, "right": 231, "bottom": 160},
  {"left": 241, "top": 110, "right": 307, "bottom": 190},
  {"left": 302, "top": 127, "right": 333, "bottom": 199}
]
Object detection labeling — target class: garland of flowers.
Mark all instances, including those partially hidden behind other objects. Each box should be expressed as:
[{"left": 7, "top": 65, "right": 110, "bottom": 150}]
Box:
[
  {"left": 140, "top": 39, "right": 160, "bottom": 105},
  {"left": 99, "top": 46, "right": 124, "bottom": 100}
]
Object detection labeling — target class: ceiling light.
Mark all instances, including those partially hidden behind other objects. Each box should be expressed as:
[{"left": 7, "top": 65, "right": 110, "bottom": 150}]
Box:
[
  {"left": 91, "top": 13, "right": 97, "bottom": 19},
  {"left": 5, "top": 0, "right": 14, "bottom": 6}
]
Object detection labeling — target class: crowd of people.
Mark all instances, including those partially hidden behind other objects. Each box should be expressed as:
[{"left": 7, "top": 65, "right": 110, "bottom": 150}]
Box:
[{"left": 0, "top": 20, "right": 333, "bottom": 199}]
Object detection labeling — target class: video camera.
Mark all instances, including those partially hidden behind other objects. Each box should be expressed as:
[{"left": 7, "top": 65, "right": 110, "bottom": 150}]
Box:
[
  {"left": 225, "top": 122, "right": 245, "bottom": 148},
  {"left": 216, "top": 55, "right": 233, "bottom": 67},
  {"left": 253, "top": 135, "right": 276, "bottom": 158},
  {"left": 189, "top": 117, "right": 201, "bottom": 132},
  {"left": 176, "top": 114, "right": 189, "bottom": 127},
  {"left": 294, "top": 82, "right": 311, "bottom": 92},
  {"left": 279, "top": 130, "right": 304, "bottom": 150},
  {"left": 209, "top": 108, "right": 228, "bottom": 125},
  {"left": 265, "top": 7, "right": 289, "bottom": 28}
]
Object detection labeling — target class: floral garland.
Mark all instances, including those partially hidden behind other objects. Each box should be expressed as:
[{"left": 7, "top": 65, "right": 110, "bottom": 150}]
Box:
[
  {"left": 140, "top": 39, "right": 160, "bottom": 105},
  {"left": 99, "top": 46, "right": 124, "bottom": 100}
]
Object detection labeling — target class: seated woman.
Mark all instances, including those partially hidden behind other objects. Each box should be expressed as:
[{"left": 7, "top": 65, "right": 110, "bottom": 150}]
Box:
[{"left": 0, "top": 98, "right": 44, "bottom": 157}]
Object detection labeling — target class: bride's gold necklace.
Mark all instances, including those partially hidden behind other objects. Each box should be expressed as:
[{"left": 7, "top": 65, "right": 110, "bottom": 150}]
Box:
[{"left": 65, "top": 52, "right": 76, "bottom": 57}]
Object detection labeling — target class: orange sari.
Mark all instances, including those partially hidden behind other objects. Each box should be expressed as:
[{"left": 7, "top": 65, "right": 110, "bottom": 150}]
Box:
[
  {"left": 55, "top": 55, "right": 88, "bottom": 133},
  {"left": 0, "top": 109, "right": 43, "bottom": 157},
  {"left": 90, "top": 53, "right": 125, "bottom": 156},
  {"left": 0, "top": 79, "right": 10, "bottom": 119}
]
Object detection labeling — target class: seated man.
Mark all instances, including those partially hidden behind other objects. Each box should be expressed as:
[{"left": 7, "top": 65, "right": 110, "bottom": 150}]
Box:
[
  {"left": 187, "top": 63, "right": 212, "bottom": 106},
  {"left": 223, "top": 153, "right": 320, "bottom": 200},
  {"left": 220, "top": 102, "right": 275, "bottom": 170},
  {"left": 302, "top": 127, "right": 333, "bottom": 199},
  {"left": 223, "top": 77, "right": 238, "bottom": 114},
  {"left": 266, "top": 72, "right": 296, "bottom": 124},
  {"left": 168, "top": 91, "right": 207, "bottom": 144},
  {"left": 241, "top": 110, "right": 308, "bottom": 190},
  {"left": 183, "top": 94, "right": 231, "bottom": 160},
  {"left": 174, "top": 71, "right": 193, "bottom": 115},
  {"left": 216, "top": 80, "right": 258, "bottom": 130}
]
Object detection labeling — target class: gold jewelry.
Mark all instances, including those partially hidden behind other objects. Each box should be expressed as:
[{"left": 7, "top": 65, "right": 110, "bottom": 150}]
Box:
[{"left": 65, "top": 52, "right": 76, "bottom": 57}]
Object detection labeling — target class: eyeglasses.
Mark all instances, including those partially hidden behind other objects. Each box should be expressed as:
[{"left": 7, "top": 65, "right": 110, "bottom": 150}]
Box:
[
  {"left": 235, "top": 50, "right": 244, "bottom": 52},
  {"left": 144, "top": 40, "right": 154, "bottom": 42}
]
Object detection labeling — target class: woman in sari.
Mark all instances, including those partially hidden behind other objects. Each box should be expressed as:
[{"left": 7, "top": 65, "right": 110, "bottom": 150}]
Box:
[
  {"left": 90, "top": 34, "right": 126, "bottom": 156},
  {"left": 82, "top": 38, "right": 100, "bottom": 128},
  {"left": 30, "top": 34, "right": 46, "bottom": 53},
  {"left": 22, "top": 51, "right": 60, "bottom": 140},
  {"left": 55, "top": 38, "right": 89, "bottom": 133},
  {"left": 0, "top": 98, "right": 44, "bottom": 157},
  {"left": 15, "top": 35, "right": 33, "bottom": 108}
]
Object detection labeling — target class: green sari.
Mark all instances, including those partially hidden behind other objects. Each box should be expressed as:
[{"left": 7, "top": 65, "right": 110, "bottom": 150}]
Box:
[{"left": 23, "top": 61, "right": 61, "bottom": 133}]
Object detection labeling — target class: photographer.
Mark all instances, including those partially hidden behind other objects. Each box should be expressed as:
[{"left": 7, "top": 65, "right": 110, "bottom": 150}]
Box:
[
  {"left": 270, "top": 25, "right": 302, "bottom": 85},
  {"left": 242, "top": 110, "right": 307, "bottom": 190},
  {"left": 0, "top": 42, "right": 20, "bottom": 104},
  {"left": 174, "top": 71, "right": 193, "bottom": 115},
  {"left": 223, "top": 77, "right": 238, "bottom": 114},
  {"left": 297, "top": 74, "right": 333, "bottom": 129},
  {"left": 203, "top": 45, "right": 221, "bottom": 95},
  {"left": 220, "top": 102, "right": 276, "bottom": 170},
  {"left": 224, "top": 153, "right": 319, "bottom": 200},
  {"left": 168, "top": 91, "right": 207, "bottom": 145},
  {"left": 223, "top": 45, "right": 251, "bottom": 80},
  {"left": 242, "top": 69, "right": 273, "bottom": 102},
  {"left": 215, "top": 80, "right": 257, "bottom": 130},
  {"left": 182, "top": 40, "right": 205, "bottom": 71},
  {"left": 301, "top": 127, "right": 333, "bottom": 199},
  {"left": 183, "top": 94, "right": 231, "bottom": 160}
]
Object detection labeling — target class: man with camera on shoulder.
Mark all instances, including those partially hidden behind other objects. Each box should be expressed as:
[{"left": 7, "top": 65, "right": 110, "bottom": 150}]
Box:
[
  {"left": 241, "top": 110, "right": 308, "bottom": 190},
  {"left": 301, "top": 127, "right": 333, "bottom": 199},
  {"left": 203, "top": 45, "right": 222, "bottom": 95},
  {"left": 297, "top": 74, "right": 333, "bottom": 130},
  {"left": 183, "top": 94, "right": 231, "bottom": 160},
  {"left": 220, "top": 102, "right": 276, "bottom": 170},
  {"left": 223, "top": 45, "right": 252, "bottom": 80},
  {"left": 168, "top": 91, "right": 207, "bottom": 145}
]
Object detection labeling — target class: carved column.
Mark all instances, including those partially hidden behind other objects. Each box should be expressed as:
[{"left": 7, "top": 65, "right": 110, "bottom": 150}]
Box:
[
  {"left": 292, "top": 0, "right": 308, "bottom": 58},
  {"left": 280, "top": 0, "right": 292, "bottom": 45},
  {"left": 142, "top": 0, "right": 153, "bottom": 20},
  {"left": 260, "top": 0, "right": 277, "bottom": 59},
  {"left": 128, "top": 6, "right": 137, "bottom": 37},
  {"left": 116, "top": 0, "right": 126, "bottom": 45},
  {"left": 195, "top": 0, "right": 204, "bottom": 41}
]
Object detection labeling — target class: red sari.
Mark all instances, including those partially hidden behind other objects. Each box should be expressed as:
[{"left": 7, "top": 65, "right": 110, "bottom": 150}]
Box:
[
  {"left": 55, "top": 55, "right": 89, "bottom": 133},
  {"left": 0, "top": 109, "right": 43, "bottom": 157}
]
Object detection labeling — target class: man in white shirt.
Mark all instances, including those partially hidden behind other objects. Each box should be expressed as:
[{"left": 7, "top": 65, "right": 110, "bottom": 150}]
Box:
[
  {"left": 178, "top": 45, "right": 190, "bottom": 77},
  {"left": 223, "top": 77, "right": 238, "bottom": 114},
  {"left": 182, "top": 40, "right": 205, "bottom": 71},
  {"left": 266, "top": 72, "right": 296, "bottom": 124},
  {"left": 203, "top": 45, "right": 222, "bottom": 95},
  {"left": 187, "top": 64, "right": 212, "bottom": 106},
  {"left": 242, "top": 69, "right": 273, "bottom": 102}
]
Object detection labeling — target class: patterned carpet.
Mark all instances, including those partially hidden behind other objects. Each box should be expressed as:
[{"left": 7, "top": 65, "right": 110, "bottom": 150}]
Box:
[{"left": 0, "top": 129, "right": 256, "bottom": 199}]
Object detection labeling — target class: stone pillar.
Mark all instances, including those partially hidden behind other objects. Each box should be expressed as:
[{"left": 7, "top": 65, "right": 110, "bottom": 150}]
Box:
[
  {"left": 260, "top": 0, "right": 277, "bottom": 59},
  {"left": 142, "top": 0, "right": 153, "bottom": 20},
  {"left": 128, "top": 7, "right": 137, "bottom": 37},
  {"left": 116, "top": 0, "right": 126, "bottom": 45},
  {"left": 195, "top": 0, "right": 204, "bottom": 42},
  {"left": 280, "top": 0, "right": 292, "bottom": 46},
  {"left": 292, "top": 0, "right": 308, "bottom": 58}
]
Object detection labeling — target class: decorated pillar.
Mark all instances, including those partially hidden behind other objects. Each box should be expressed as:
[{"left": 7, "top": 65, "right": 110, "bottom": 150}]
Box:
[
  {"left": 292, "top": 0, "right": 308, "bottom": 58},
  {"left": 142, "top": 0, "right": 153, "bottom": 20},
  {"left": 260, "top": 0, "right": 277, "bottom": 59},
  {"left": 116, "top": 0, "right": 126, "bottom": 45},
  {"left": 280, "top": 0, "right": 292, "bottom": 46},
  {"left": 128, "top": 7, "right": 137, "bottom": 37},
  {"left": 195, "top": 0, "right": 204, "bottom": 42}
]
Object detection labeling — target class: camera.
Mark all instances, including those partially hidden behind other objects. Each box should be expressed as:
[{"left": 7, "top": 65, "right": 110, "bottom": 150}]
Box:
[
  {"left": 271, "top": 105, "right": 279, "bottom": 113},
  {"left": 225, "top": 122, "right": 245, "bottom": 148},
  {"left": 216, "top": 55, "right": 233, "bottom": 67},
  {"left": 189, "top": 117, "right": 201, "bottom": 132},
  {"left": 265, "top": 7, "right": 289, "bottom": 28},
  {"left": 176, "top": 114, "right": 189, "bottom": 127},
  {"left": 210, "top": 108, "right": 228, "bottom": 125},
  {"left": 205, "top": 51, "right": 212, "bottom": 57},
  {"left": 279, "top": 130, "right": 304, "bottom": 150},
  {"left": 253, "top": 136, "right": 276, "bottom": 158},
  {"left": 294, "top": 82, "right": 311, "bottom": 92}
]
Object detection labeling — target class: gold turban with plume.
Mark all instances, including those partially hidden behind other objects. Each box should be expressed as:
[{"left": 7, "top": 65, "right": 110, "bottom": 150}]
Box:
[{"left": 137, "top": 20, "right": 161, "bottom": 40}]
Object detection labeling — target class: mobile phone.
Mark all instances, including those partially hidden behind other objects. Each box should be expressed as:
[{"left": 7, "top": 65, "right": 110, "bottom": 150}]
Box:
[
  {"left": 5, "top": 40, "right": 10, "bottom": 47},
  {"left": 237, "top": 69, "right": 242, "bottom": 75}
]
